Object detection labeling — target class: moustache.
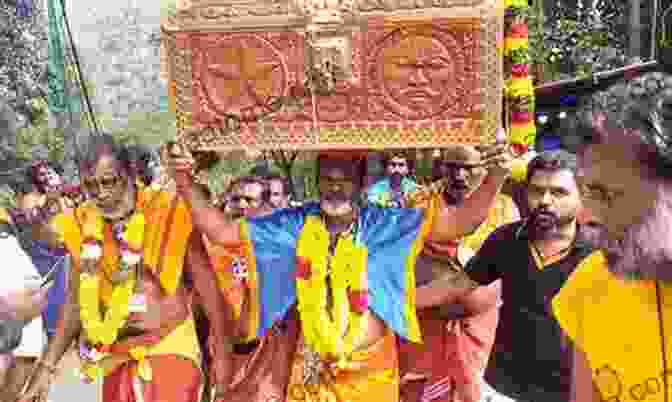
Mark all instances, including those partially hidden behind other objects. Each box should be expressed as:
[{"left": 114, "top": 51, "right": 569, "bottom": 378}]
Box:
[
  {"left": 323, "top": 192, "right": 350, "bottom": 203},
  {"left": 530, "top": 208, "right": 560, "bottom": 227}
]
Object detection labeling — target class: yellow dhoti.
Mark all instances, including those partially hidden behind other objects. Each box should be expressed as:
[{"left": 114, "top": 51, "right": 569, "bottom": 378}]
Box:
[
  {"left": 286, "top": 330, "right": 399, "bottom": 402},
  {"left": 82, "top": 317, "right": 203, "bottom": 402}
]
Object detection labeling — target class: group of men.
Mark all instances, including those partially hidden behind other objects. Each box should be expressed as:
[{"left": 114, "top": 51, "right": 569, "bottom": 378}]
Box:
[{"left": 3, "top": 71, "right": 672, "bottom": 402}]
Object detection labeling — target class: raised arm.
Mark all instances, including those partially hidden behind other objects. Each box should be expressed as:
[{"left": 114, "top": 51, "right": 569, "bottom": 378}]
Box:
[
  {"left": 162, "top": 144, "right": 240, "bottom": 245},
  {"left": 185, "top": 232, "right": 234, "bottom": 393},
  {"left": 428, "top": 170, "right": 509, "bottom": 242},
  {"left": 428, "top": 143, "right": 512, "bottom": 242},
  {"left": 180, "top": 180, "right": 241, "bottom": 245}
]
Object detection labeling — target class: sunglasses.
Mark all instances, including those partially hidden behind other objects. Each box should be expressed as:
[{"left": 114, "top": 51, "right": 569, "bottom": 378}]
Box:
[{"left": 82, "top": 175, "right": 123, "bottom": 193}]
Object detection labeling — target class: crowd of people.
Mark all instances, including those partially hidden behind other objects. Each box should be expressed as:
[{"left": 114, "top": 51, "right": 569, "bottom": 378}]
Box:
[{"left": 1, "top": 71, "right": 671, "bottom": 402}]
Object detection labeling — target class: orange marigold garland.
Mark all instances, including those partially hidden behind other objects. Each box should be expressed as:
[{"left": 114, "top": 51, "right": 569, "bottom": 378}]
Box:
[{"left": 504, "top": 0, "right": 536, "bottom": 155}]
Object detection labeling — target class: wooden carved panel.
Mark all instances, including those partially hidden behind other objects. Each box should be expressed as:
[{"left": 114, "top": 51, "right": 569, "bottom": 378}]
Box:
[
  {"left": 366, "top": 19, "right": 477, "bottom": 121},
  {"left": 191, "top": 32, "right": 301, "bottom": 124},
  {"left": 184, "top": 17, "right": 490, "bottom": 150}
]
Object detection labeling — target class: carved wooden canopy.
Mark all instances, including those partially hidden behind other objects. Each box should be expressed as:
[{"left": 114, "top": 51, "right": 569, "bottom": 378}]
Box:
[{"left": 162, "top": 0, "right": 503, "bottom": 151}]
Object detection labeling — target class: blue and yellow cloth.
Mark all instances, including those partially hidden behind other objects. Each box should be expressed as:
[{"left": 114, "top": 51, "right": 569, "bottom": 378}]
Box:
[{"left": 239, "top": 202, "right": 434, "bottom": 343}]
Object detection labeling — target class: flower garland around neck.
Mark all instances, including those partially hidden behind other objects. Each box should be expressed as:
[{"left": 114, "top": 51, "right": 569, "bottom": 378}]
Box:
[
  {"left": 78, "top": 204, "right": 146, "bottom": 349},
  {"left": 295, "top": 215, "right": 369, "bottom": 366}
]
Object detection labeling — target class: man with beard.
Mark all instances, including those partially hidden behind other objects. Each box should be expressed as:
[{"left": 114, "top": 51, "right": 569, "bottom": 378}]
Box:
[
  {"left": 399, "top": 144, "right": 519, "bottom": 402},
  {"left": 20, "top": 133, "right": 233, "bottom": 402},
  {"left": 201, "top": 175, "right": 276, "bottom": 400},
  {"left": 367, "top": 151, "right": 418, "bottom": 208},
  {"left": 164, "top": 142, "right": 512, "bottom": 402},
  {"left": 552, "top": 72, "right": 672, "bottom": 402},
  {"left": 415, "top": 149, "right": 594, "bottom": 402}
]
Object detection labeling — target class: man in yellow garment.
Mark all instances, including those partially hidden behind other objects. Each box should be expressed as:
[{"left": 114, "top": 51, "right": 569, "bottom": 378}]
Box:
[
  {"left": 20, "top": 133, "right": 234, "bottom": 402},
  {"left": 164, "top": 142, "right": 513, "bottom": 402},
  {"left": 553, "top": 72, "right": 672, "bottom": 402}
]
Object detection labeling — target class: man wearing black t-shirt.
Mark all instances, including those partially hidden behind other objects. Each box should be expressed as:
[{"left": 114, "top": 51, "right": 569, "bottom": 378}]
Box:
[{"left": 416, "top": 150, "right": 594, "bottom": 402}]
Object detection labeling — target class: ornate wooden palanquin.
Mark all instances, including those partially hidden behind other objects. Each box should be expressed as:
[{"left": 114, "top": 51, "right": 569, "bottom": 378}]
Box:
[{"left": 161, "top": 0, "right": 504, "bottom": 151}]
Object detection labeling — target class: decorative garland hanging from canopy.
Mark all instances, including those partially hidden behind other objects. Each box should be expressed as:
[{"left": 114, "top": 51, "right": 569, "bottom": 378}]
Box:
[{"left": 504, "top": 0, "right": 536, "bottom": 155}]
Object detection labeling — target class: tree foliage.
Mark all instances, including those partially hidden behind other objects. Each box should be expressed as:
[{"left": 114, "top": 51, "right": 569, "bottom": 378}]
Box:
[
  {"left": 0, "top": 0, "right": 48, "bottom": 124},
  {"left": 528, "top": 0, "right": 630, "bottom": 82}
]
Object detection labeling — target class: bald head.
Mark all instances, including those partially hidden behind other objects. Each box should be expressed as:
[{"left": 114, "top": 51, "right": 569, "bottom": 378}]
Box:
[{"left": 436, "top": 145, "right": 487, "bottom": 205}]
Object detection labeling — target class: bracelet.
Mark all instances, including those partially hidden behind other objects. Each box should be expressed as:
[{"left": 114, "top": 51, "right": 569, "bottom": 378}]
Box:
[{"left": 37, "top": 359, "right": 59, "bottom": 374}]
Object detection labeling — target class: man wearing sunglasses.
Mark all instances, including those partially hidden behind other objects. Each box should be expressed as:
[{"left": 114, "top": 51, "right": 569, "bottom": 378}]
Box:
[
  {"left": 21, "top": 134, "right": 233, "bottom": 402},
  {"left": 366, "top": 151, "right": 419, "bottom": 208}
]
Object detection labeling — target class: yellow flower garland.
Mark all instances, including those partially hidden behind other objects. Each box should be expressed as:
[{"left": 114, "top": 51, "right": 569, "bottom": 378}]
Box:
[
  {"left": 78, "top": 208, "right": 146, "bottom": 347},
  {"left": 295, "top": 216, "right": 369, "bottom": 364},
  {"left": 504, "top": 0, "right": 536, "bottom": 153}
]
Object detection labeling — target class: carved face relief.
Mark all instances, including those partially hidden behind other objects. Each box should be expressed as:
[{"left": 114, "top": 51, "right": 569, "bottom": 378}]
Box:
[
  {"left": 197, "top": 35, "right": 287, "bottom": 121},
  {"left": 378, "top": 32, "right": 462, "bottom": 119}
]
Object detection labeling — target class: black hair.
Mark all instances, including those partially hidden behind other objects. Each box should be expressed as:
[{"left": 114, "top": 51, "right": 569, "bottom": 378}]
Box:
[
  {"left": 77, "top": 133, "right": 136, "bottom": 178},
  {"left": 568, "top": 71, "right": 672, "bottom": 180},
  {"left": 526, "top": 150, "right": 578, "bottom": 183},
  {"left": 315, "top": 155, "right": 368, "bottom": 190},
  {"left": 125, "top": 144, "right": 157, "bottom": 186}
]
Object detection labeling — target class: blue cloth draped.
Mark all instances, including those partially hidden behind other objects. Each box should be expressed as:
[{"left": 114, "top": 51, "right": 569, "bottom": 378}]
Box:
[
  {"left": 25, "top": 240, "right": 69, "bottom": 337},
  {"left": 245, "top": 202, "right": 426, "bottom": 340}
]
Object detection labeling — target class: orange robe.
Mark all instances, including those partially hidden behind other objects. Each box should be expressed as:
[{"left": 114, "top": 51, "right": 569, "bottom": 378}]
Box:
[
  {"left": 53, "top": 187, "right": 204, "bottom": 402},
  {"left": 206, "top": 235, "right": 298, "bottom": 402},
  {"left": 402, "top": 194, "right": 519, "bottom": 402}
]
